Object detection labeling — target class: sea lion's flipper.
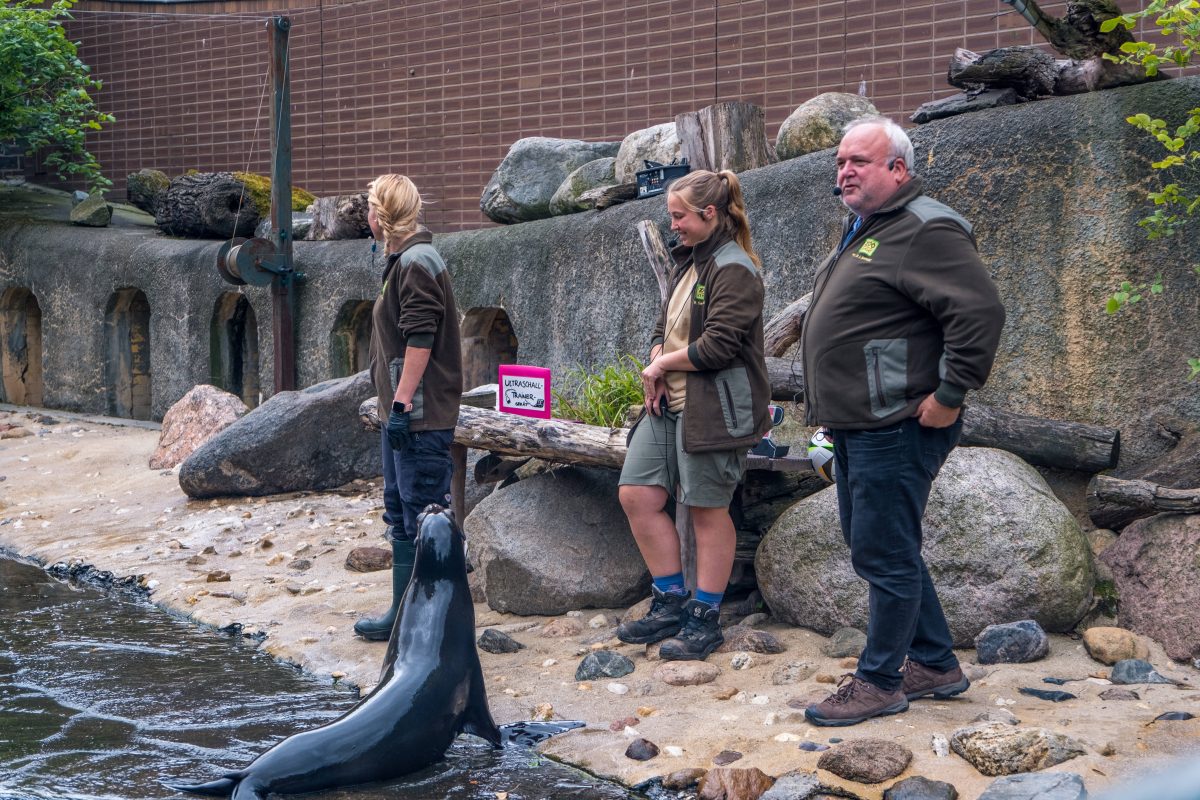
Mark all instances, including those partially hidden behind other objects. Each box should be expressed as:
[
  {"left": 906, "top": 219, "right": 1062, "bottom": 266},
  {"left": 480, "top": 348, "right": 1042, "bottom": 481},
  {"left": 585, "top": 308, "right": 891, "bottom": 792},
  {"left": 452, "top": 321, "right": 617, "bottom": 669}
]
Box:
[
  {"left": 460, "top": 667, "right": 502, "bottom": 747},
  {"left": 160, "top": 776, "right": 239, "bottom": 796}
]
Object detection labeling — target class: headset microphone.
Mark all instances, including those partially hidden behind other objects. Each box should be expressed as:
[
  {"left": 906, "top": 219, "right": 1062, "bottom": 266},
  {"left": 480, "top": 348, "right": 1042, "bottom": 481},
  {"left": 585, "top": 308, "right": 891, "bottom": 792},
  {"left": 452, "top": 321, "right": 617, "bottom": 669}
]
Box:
[{"left": 832, "top": 186, "right": 842, "bottom": 196}]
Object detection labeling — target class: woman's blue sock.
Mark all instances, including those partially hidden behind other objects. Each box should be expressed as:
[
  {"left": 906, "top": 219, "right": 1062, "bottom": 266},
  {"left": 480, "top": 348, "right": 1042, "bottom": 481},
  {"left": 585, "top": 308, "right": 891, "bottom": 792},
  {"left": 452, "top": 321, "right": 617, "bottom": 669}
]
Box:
[
  {"left": 652, "top": 573, "right": 686, "bottom": 595},
  {"left": 695, "top": 589, "right": 723, "bottom": 609}
]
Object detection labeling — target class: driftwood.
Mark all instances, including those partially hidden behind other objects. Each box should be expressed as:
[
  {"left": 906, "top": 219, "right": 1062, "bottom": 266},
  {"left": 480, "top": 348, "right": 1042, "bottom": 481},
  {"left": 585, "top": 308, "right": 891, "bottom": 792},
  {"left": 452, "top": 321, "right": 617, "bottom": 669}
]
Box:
[
  {"left": 579, "top": 183, "right": 639, "bottom": 210},
  {"left": 1002, "top": 0, "right": 1133, "bottom": 60},
  {"left": 949, "top": 47, "right": 1059, "bottom": 98},
  {"left": 306, "top": 193, "right": 369, "bottom": 241},
  {"left": 763, "top": 294, "right": 811, "bottom": 358},
  {"left": 675, "top": 101, "right": 778, "bottom": 174},
  {"left": 454, "top": 406, "right": 628, "bottom": 469},
  {"left": 1088, "top": 429, "right": 1200, "bottom": 529},
  {"left": 912, "top": 89, "right": 1021, "bottom": 124},
  {"left": 1087, "top": 474, "right": 1200, "bottom": 518},
  {"left": 947, "top": 46, "right": 1158, "bottom": 100},
  {"left": 636, "top": 220, "right": 673, "bottom": 302},
  {"left": 155, "top": 172, "right": 260, "bottom": 239}
]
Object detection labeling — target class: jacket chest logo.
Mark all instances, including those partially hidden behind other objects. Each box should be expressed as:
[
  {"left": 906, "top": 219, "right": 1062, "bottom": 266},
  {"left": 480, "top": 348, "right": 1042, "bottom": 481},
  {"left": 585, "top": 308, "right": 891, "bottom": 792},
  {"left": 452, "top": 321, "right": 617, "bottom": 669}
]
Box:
[
  {"left": 854, "top": 238, "right": 880, "bottom": 261},
  {"left": 692, "top": 283, "right": 706, "bottom": 304}
]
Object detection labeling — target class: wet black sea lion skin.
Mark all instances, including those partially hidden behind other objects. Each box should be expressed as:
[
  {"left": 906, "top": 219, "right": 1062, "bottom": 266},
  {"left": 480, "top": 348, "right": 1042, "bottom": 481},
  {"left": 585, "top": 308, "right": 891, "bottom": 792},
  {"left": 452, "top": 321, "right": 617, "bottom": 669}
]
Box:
[{"left": 165, "top": 508, "right": 500, "bottom": 799}]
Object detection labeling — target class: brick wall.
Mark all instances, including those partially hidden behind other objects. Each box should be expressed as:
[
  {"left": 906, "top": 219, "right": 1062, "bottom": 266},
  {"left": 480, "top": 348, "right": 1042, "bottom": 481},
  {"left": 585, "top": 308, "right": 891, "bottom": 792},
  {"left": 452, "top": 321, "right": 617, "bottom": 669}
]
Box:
[{"left": 63, "top": 0, "right": 1077, "bottom": 231}]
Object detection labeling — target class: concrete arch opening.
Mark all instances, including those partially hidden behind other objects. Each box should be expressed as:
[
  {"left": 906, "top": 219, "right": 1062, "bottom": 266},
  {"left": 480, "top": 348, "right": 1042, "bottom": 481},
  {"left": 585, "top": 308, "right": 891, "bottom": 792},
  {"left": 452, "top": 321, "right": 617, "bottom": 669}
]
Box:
[
  {"left": 461, "top": 307, "right": 518, "bottom": 389},
  {"left": 330, "top": 300, "right": 373, "bottom": 378},
  {"left": 104, "top": 288, "right": 152, "bottom": 420},
  {"left": 210, "top": 292, "right": 261, "bottom": 408},
  {"left": 0, "top": 287, "right": 44, "bottom": 406}
]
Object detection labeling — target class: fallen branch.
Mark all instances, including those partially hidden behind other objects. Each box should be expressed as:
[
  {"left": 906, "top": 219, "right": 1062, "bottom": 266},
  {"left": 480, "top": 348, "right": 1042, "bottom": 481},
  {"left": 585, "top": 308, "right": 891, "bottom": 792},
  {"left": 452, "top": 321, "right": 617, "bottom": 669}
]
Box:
[{"left": 1088, "top": 474, "right": 1200, "bottom": 519}]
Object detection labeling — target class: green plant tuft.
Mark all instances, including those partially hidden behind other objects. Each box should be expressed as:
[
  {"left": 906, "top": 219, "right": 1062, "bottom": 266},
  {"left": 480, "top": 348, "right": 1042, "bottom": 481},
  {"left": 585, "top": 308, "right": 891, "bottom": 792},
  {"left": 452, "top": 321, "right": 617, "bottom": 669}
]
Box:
[{"left": 552, "top": 355, "right": 645, "bottom": 428}]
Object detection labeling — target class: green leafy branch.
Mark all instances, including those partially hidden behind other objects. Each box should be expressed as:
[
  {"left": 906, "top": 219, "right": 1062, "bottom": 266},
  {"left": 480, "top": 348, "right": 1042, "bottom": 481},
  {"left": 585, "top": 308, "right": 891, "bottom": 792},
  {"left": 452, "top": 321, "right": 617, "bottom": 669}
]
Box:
[
  {"left": 0, "top": 0, "right": 114, "bottom": 191},
  {"left": 1099, "top": 0, "right": 1199, "bottom": 380}
]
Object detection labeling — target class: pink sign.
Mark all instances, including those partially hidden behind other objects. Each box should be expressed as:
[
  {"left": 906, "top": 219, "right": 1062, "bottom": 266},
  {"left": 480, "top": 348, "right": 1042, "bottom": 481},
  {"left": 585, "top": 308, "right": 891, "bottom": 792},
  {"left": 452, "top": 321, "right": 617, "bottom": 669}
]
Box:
[{"left": 497, "top": 365, "right": 552, "bottom": 419}]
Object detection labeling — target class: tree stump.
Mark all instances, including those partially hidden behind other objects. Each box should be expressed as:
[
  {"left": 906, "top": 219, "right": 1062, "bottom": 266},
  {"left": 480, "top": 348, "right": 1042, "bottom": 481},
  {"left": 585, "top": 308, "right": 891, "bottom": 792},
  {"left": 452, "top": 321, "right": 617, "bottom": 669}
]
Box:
[
  {"left": 307, "top": 193, "right": 370, "bottom": 240},
  {"left": 155, "top": 172, "right": 260, "bottom": 239},
  {"left": 675, "top": 101, "right": 778, "bottom": 174}
]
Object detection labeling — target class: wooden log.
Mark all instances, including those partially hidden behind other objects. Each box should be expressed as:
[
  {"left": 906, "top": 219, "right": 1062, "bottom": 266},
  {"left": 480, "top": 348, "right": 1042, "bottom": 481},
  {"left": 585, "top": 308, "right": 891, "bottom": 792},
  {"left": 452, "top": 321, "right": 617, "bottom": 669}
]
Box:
[
  {"left": 155, "top": 172, "right": 261, "bottom": 239},
  {"left": 1088, "top": 428, "right": 1200, "bottom": 529},
  {"left": 1087, "top": 474, "right": 1200, "bottom": 517},
  {"left": 948, "top": 46, "right": 1059, "bottom": 98},
  {"left": 1001, "top": 0, "right": 1134, "bottom": 61},
  {"left": 911, "top": 89, "right": 1020, "bottom": 125},
  {"left": 960, "top": 403, "right": 1119, "bottom": 472},
  {"left": 306, "top": 193, "right": 370, "bottom": 240},
  {"left": 763, "top": 294, "right": 811, "bottom": 358},
  {"left": 675, "top": 101, "right": 778, "bottom": 174},
  {"left": 761, "top": 356, "right": 1119, "bottom": 473},
  {"left": 636, "top": 220, "right": 673, "bottom": 303},
  {"left": 454, "top": 406, "right": 629, "bottom": 468}
]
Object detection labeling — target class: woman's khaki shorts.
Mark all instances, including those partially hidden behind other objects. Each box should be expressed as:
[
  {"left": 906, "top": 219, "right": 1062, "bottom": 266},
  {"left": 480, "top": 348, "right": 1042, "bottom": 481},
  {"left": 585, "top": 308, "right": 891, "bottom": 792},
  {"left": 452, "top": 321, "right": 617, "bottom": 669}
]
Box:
[{"left": 618, "top": 409, "right": 748, "bottom": 508}]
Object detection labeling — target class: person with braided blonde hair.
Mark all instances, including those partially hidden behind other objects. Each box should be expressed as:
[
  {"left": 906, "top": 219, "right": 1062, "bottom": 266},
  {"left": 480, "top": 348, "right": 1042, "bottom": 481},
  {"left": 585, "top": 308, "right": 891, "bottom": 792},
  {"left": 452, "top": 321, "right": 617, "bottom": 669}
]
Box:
[
  {"left": 616, "top": 169, "right": 770, "bottom": 661},
  {"left": 355, "top": 174, "right": 463, "bottom": 640}
]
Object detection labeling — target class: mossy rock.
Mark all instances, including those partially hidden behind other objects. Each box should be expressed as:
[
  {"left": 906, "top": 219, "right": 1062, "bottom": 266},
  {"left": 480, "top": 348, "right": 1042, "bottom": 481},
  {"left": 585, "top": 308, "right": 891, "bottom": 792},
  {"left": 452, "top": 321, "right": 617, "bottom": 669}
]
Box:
[{"left": 231, "top": 171, "right": 317, "bottom": 214}]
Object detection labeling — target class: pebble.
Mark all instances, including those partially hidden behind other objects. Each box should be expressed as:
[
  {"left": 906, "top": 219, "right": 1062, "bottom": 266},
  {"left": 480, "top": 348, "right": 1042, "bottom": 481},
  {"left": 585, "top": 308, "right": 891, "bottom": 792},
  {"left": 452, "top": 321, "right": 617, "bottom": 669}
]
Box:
[
  {"left": 531, "top": 703, "right": 554, "bottom": 721},
  {"left": 663, "top": 746, "right": 684, "bottom": 757},
  {"left": 931, "top": 733, "right": 950, "bottom": 757},
  {"left": 770, "top": 661, "right": 816, "bottom": 685},
  {"left": 541, "top": 658, "right": 557, "bottom": 667},
  {"left": 1099, "top": 687, "right": 1140, "bottom": 701},
  {"left": 625, "top": 738, "right": 659, "bottom": 761},
  {"left": 711, "top": 749, "right": 742, "bottom": 765},
  {"left": 609, "top": 716, "right": 639, "bottom": 731},
  {"left": 576, "top": 650, "right": 634, "bottom": 681},
  {"left": 975, "top": 619, "right": 1050, "bottom": 664},
  {"left": 797, "top": 741, "right": 828, "bottom": 752},
  {"left": 773, "top": 732, "right": 801, "bottom": 742},
  {"left": 478, "top": 629, "right": 524, "bottom": 654},
  {"left": 1110, "top": 659, "right": 1176, "bottom": 685},
  {"left": 607, "top": 682, "right": 629, "bottom": 695},
  {"left": 206, "top": 570, "right": 231, "bottom": 583},
  {"left": 1018, "top": 687, "right": 1076, "bottom": 702},
  {"left": 814, "top": 673, "right": 837, "bottom": 684},
  {"left": 749, "top": 694, "right": 770, "bottom": 705},
  {"left": 730, "top": 652, "right": 754, "bottom": 670},
  {"left": 654, "top": 661, "right": 719, "bottom": 686},
  {"left": 1153, "top": 711, "right": 1195, "bottom": 721},
  {"left": 587, "top": 613, "right": 609, "bottom": 629}
]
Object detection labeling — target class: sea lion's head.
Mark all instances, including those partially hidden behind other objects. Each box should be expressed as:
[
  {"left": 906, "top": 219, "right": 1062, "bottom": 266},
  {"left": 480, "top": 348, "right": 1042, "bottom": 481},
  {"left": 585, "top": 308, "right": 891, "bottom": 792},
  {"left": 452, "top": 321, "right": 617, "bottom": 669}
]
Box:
[{"left": 413, "top": 504, "right": 467, "bottom": 578}]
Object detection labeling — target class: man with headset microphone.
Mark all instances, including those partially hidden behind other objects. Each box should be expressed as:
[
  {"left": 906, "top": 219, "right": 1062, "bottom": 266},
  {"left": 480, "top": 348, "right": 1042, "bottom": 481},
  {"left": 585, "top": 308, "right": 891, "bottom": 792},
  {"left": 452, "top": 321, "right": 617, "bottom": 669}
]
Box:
[{"left": 799, "top": 117, "right": 1006, "bottom": 726}]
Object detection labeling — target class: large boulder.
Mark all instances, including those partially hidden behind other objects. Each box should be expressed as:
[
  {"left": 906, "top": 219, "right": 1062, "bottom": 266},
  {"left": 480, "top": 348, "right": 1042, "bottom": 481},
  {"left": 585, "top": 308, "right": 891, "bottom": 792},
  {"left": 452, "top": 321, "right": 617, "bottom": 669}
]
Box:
[
  {"left": 549, "top": 157, "right": 618, "bottom": 216},
  {"left": 480, "top": 137, "right": 620, "bottom": 224},
  {"left": 464, "top": 466, "right": 650, "bottom": 614},
  {"left": 178, "top": 370, "right": 379, "bottom": 498},
  {"left": 614, "top": 122, "right": 682, "bottom": 184},
  {"left": 756, "top": 448, "right": 1094, "bottom": 645},
  {"left": 1100, "top": 512, "right": 1200, "bottom": 662},
  {"left": 126, "top": 168, "right": 169, "bottom": 215},
  {"left": 150, "top": 384, "right": 248, "bottom": 470},
  {"left": 775, "top": 93, "right": 878, "bottom": 161}
]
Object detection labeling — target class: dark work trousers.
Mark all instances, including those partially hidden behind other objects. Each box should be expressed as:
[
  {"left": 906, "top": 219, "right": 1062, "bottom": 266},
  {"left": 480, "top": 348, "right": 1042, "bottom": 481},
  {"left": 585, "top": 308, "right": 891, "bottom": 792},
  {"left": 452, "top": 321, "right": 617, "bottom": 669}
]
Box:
[
  {"left": 831, "top": 416, "right": 962, "bottom": 692},
  {"left": 380, "top": 427, "right": 455, "bottom": 541}
]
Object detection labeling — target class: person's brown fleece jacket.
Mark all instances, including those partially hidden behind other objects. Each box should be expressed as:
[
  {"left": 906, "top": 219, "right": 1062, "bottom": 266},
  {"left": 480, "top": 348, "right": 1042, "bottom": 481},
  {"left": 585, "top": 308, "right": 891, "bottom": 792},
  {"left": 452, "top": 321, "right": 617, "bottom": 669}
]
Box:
[
  {"left": 801, "top": 177, "right": 1005, "bottom": 429},
  {"left": 641, "top": 230, "right": 770, "bottom": 453},
  {"left": 368, "top": 231, "right": 462, "bottom": 432}
]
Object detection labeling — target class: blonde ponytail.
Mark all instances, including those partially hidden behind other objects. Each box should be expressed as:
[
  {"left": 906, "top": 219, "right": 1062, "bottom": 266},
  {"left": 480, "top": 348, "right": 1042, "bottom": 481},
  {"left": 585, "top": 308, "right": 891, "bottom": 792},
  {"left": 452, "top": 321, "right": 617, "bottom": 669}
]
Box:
[
  {"left": 666, "top": 169, "right": 761, "bottom": 268},
  {"left": 367, "top": 174, "right": 422, "bottom": 251}
]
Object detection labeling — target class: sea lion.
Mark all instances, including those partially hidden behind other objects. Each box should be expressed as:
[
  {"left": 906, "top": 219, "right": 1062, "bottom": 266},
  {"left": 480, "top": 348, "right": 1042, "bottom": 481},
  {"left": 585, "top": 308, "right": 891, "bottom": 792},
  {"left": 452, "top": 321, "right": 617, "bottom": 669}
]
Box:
[{"left": 165, "top": 506, "right": 500, "bottom": 799}]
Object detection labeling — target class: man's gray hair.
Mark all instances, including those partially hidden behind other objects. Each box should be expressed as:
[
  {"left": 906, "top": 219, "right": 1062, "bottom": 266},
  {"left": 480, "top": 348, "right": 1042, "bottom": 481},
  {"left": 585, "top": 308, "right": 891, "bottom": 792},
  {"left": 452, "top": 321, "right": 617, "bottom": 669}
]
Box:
[{"left": 844, "top": 115, "right": 916, "bottom": 174}]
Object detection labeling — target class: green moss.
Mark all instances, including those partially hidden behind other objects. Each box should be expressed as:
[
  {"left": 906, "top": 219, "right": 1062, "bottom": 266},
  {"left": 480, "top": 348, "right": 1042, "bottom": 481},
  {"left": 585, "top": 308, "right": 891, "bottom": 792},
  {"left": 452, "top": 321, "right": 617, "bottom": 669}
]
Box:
[
  {"left": 232, "top": 171, "right": 316, "bottom": 214},
  {"left": 1094, "top": 579, "right": 1120, "bottom": 617}
]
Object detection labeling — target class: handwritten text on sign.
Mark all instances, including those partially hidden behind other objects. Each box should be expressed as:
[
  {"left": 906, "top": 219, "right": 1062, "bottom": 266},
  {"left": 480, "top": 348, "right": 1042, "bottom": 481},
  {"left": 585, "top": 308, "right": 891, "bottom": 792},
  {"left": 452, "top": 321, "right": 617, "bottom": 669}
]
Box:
[{"left": 497, "top": 365, "right": 552, "bottom": 419}]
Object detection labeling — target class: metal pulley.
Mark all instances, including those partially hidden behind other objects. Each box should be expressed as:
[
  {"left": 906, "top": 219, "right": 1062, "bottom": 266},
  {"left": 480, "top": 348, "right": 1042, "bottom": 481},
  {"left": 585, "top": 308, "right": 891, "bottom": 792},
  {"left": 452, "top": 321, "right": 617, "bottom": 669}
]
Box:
[{"left": 215, "top": 236, "right": 285, "bottom": 287}]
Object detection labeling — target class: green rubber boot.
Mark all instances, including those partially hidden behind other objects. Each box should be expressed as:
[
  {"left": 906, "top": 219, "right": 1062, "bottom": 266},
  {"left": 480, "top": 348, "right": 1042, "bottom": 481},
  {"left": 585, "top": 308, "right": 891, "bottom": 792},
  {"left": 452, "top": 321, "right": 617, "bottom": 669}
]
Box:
[{"left": 353, "top": 537, "right": 417, "bottom": 641}]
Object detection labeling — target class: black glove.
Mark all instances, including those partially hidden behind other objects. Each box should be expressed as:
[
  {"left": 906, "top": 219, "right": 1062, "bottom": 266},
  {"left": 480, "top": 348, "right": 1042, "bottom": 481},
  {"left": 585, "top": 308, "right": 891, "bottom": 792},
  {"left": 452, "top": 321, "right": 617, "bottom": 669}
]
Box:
[{"left": 386, "top": 404, "right": 411, "bottom": 451}]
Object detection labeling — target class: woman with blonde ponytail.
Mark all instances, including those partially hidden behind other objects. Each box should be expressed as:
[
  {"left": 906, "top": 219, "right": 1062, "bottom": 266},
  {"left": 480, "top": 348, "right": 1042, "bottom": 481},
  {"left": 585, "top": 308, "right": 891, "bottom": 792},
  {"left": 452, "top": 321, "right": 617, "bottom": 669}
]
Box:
[
  {"left": 615, "top": 168, "right": 771, "bottom": 662},
  {"left": 354, "top": 174, "right": 463, "bottom": 640}
]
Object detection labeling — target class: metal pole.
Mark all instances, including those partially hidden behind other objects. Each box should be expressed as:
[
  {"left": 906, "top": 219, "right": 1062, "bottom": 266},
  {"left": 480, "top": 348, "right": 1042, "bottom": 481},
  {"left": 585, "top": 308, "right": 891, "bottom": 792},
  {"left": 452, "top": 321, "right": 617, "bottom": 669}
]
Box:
[{"left": 268, "top": 15, "right": 296, "bottom": 391}]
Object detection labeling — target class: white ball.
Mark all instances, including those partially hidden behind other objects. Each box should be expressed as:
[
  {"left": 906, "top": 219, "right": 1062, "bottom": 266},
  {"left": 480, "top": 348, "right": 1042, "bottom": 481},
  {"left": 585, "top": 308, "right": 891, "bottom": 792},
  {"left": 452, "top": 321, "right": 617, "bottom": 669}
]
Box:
[{"left": 807, "top": 429, "right": 836, "bottom": 482}]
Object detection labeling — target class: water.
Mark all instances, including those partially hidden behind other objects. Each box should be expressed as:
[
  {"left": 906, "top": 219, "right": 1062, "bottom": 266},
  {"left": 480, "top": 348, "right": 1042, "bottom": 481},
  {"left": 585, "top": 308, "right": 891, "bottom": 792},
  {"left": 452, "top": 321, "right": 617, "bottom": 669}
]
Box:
[{"left": 0, "top": 556, "right": 641, "bottom": 800}]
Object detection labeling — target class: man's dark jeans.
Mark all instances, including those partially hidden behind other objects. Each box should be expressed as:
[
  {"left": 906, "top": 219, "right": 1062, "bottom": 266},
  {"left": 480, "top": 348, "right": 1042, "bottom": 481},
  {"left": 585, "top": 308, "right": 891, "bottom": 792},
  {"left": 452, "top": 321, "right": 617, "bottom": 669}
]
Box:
[
  {"left": 381, "top": 427, "right": 454, "bottom": 541},
  {"left": 831, "top": 416, "right": 962, "bottom": 692}
]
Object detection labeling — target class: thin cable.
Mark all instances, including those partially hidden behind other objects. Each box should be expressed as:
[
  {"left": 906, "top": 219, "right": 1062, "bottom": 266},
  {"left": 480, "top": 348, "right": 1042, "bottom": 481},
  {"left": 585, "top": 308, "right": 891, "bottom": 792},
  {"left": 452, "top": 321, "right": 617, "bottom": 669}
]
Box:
[{"left": 228, "top": 36, "right": 273, "bottom": 248}]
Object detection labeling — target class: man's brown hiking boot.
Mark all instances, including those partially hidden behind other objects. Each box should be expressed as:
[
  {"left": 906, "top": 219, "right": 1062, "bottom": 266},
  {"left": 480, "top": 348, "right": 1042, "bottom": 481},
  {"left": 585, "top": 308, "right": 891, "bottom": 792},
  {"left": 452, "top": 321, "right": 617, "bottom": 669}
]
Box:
[
  {"left": 900, "top": 658, "right": 970, "bottom": 701},
  {"left": 804, "top": 674, "right": 909, "bottom": 727}
]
